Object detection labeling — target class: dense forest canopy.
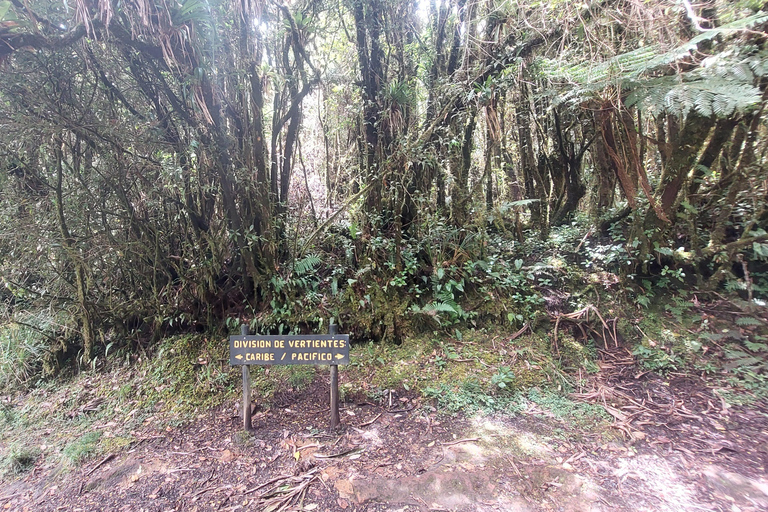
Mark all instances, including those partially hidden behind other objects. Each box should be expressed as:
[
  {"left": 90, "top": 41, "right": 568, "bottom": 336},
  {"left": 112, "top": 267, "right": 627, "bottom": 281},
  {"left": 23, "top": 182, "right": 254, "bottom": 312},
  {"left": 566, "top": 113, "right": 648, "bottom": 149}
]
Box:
[{"left": 0, "top": 0, "right": 767, "bottom": 377}]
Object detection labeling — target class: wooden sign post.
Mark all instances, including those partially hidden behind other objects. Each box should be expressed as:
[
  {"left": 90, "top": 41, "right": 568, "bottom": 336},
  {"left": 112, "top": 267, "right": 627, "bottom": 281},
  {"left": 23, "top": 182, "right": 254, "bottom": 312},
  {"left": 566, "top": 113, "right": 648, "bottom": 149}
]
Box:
[
  {"left": 329, "top": 322, "right": 340, "bottom": 429},
  {"left": 240, "top": 324, "right": 252, "bottom": 431},
  {"left": 230, "top": 322, "right": 350, "bottom": 431}
]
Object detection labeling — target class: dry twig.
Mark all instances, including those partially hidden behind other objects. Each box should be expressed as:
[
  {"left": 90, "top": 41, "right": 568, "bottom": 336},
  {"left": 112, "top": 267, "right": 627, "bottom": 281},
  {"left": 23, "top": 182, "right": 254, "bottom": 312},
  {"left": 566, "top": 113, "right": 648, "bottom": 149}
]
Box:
[
  {"left": 253, "top": 468, "right": 319, "bottom": 512},
  {"left": 441, "top": 437, "right": 480, "bottom": 446},
  {"left": 358, "top": 412, "right": 382, "bottom": 428},
  {"left": 552, "top": 305, "right": 618, "bottom": 354}
]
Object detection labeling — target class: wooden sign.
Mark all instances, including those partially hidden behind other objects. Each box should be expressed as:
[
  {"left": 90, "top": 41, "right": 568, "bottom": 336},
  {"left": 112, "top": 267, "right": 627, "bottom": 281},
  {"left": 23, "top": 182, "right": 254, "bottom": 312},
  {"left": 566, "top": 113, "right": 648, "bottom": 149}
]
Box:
[
  {"left": 229, "top": 335, "right": 350, "bottom": 366},
  {"left": 233, "top": 324, "right": 347, "bottom": 431}
]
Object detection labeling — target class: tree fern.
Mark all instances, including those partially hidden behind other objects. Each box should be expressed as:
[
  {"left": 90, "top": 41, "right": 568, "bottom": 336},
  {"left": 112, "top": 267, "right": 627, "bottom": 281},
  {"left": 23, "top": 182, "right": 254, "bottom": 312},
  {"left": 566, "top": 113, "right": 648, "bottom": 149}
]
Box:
[{"left": 544, "top": 11, "right": 768, "bottom": 116}]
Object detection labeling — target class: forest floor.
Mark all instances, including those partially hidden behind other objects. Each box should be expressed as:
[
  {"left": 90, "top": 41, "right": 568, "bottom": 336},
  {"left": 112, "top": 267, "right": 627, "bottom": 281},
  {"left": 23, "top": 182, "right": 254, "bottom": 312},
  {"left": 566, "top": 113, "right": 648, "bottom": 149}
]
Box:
[{"left": 1, "top": 340, "right": 767, "bottom": 512}]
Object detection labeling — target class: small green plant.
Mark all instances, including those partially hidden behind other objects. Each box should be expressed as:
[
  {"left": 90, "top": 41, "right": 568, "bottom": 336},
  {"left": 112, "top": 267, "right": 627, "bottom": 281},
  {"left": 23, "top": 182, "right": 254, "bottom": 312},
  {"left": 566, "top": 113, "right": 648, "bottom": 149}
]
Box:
[
  {"left": 286, "top": 366, "right": 315, "bottom": 391},
  {"left": 664, "top": 294, "right": 693, "bottom": 323},
  {"left": 232, "top": 429, "right": 255, "bottom": 448},
  {"left": 0, "top": 401, "right": 17, "bottom": 427},
  {"left": 117, "top": 384, "right": 133, "bottom": 402},
  {"left": 632, "top": 345, "right": 682, "bottom": 373},
  {"left": 425, "top": 378, "right": 517, "bottom": 413},
  {"left": 62, "top": 431, "right": 102, "bottom": 466},
  {"left": 525, "top": 388, "right": 607, "bottom": 424},
  {"left": 491, "top": 366, "right": 515, "bottom": 391}
]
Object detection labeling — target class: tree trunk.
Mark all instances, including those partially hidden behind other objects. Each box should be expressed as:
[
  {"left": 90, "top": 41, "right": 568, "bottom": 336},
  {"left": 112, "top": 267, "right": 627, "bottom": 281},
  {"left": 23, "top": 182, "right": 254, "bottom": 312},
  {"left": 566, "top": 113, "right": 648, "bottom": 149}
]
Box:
[
  {"left": 55, "top": 144, "right": 95, "bottom": 361},
  {"left": 450, "top": 107, "right": 477, "bottom": 227},
  {"left": 516, "top": 81, "right": 541, "bottom": 227}
]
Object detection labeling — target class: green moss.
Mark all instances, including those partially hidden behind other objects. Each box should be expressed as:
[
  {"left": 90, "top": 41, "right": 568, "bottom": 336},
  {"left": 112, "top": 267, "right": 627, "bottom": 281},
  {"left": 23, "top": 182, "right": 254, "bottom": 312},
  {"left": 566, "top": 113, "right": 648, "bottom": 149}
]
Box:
[
  {"left": 556, "top": 332, "right": 596, "bottom": 372},
  {"left": 232, "top": 429, "right": 256, "bottom": 449},
  {"left": 340, "top": 326, "right": 580, "bottom": 417},
  {"left": 248, "top": 366, "right": 277, "bottom": 399},
  {"left": 100, "top": 435, "right": 134, "bottom": 453},
  {"left": 526, "top": 388, "right": 608, "bottom": 427},
  {"left": 136, "top": 334, "right": 239, "bottom": 418}
]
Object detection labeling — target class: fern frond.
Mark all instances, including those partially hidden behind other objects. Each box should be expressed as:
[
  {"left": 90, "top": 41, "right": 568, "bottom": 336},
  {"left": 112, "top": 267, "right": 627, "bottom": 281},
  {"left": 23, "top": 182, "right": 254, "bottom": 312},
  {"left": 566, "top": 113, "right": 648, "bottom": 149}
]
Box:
[
  {"left": 625, "top": 76, "right": 761, "bottom": 117},
  {"left": 410, "top": 301, "right": 459, "bottom": 326},
  {"left": 736, "top": 317, "right": 763, "bottom": 326},
  {"left": 293, "top": 254, "right": 321, "bottom": 275}
]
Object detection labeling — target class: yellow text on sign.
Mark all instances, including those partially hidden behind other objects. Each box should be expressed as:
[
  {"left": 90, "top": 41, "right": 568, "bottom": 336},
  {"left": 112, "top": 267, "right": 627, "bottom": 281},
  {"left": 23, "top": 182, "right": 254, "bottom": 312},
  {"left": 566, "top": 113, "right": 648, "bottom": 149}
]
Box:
[
  {"left": 233, "top": 339, "right": 285, "bottom": 349},
  {"left": 287, "top": 339, "right": 347, "bottom": 349}
]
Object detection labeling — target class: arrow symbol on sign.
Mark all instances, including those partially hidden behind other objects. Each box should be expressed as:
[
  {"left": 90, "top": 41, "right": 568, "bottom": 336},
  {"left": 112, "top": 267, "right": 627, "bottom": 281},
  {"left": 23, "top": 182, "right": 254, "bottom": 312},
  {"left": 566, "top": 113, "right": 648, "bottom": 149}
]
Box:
[
  {"left": 235, "top": 354, "right": 243, "bottom": 360},
  {"left": 335, "top": 354, "right": 344, "bottom": 360}
]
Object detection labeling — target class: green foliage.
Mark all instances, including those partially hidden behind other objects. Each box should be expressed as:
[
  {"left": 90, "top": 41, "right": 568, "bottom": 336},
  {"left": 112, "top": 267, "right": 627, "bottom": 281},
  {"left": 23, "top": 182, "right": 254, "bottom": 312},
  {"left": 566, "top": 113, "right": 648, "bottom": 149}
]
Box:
[
  {"left": 625, "top": 74, "right": 762, "bottom": 118},
  {"left": 262, "top": 254, "right": 325, "bottom": 334},
  {"left": 285, "top": 366, "right": 314, "bottom": 391},
  {"left": 423, "top": 382, "right": 607, "bottom": 426},
  {"left": 410, "top": 301, "right": 460, "bottom": 326},
  {"left": 736, "top": 317, "right": 763, "bottom": 327},
  {"left": 546, "top": 12, "right": 768, "bottom": 117},
  {"left": 551, "top": 12, "right": 768, "bottom": 85},
  {"left": 424, "top": 380, "right": 510, "bottom": 413},
  {"left": 293, "top": 254, "right": 321, "bottom": 275},
  {"left": 525, "top": 388, "right": 608, "bottom": 423},
  {"left": 721, "top": 328, "right": 768, "bottom": 393},
  {"left": 632, "top": 344, "right": 683, "bottom": 373}
]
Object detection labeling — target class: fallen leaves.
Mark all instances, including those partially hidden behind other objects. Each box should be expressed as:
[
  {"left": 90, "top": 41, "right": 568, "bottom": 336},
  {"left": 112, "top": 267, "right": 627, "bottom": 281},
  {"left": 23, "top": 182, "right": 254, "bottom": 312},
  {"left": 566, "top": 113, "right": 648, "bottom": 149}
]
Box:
[{"left": 220, "top": 449, "right": 233, "bottom": 463}]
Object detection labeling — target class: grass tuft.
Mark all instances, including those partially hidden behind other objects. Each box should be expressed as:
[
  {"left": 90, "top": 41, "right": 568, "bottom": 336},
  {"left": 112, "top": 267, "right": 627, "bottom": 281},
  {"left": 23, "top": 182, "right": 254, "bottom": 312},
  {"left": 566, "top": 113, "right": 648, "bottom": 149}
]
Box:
[
  {"left": 1, "top": 444, "right": 40, "bottom": 476},
  {"left": 0, "top": 323, "right": 46, "bottom": 391},
  {"left": 62, "top": 431, "right": 102, "bottom": 466}
]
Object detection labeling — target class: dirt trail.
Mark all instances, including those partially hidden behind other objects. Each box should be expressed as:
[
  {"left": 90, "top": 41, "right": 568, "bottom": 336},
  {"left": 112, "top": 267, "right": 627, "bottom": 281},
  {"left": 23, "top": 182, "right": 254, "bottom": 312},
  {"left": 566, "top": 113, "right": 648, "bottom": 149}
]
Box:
[{"left": 2, "top": 365, "right": 768, "bottom": 511}]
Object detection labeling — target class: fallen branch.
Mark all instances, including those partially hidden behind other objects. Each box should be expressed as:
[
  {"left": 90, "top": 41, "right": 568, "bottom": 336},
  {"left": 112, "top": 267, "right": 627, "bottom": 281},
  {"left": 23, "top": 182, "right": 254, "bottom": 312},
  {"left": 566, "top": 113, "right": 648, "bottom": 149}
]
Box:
[
  {"left": 245, "top": 475, "right": 295, "bottom": 495},
  {"left": 84, "top": 453, "right": 115, "bottom": 477},
  {"left": 553, "top": 305, "right": 618, "bottom": 352},
  {"left": 314, "top": 448, "right": 363, "bottom": 459},
  {"left": 254, "top": 468, "right": 319, "bottom": 511},
  {"left": 704, "top": 234, "right": 768, "bottom": 256},
  {"left": 575, "top": 227, "right": 594, "bottom": 252},
  {"left": 0, "top": 492, "right": 22, "bottom": 502},
  {"left": 193, "top": 485, "right": 221, "bottom": 498},
  {"left": 358, "top": 412, "right": 382, "bottom": 428},
  {"left": 508, "top": 323, "right": 530, "bottom": 343}
]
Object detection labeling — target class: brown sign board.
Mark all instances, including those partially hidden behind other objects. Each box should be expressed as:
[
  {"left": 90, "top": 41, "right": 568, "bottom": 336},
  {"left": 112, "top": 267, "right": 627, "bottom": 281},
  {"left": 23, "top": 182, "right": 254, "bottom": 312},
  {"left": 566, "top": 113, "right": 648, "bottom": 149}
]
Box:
[{"left": 229, "top": 335, "right": 350, "bottom": 366}]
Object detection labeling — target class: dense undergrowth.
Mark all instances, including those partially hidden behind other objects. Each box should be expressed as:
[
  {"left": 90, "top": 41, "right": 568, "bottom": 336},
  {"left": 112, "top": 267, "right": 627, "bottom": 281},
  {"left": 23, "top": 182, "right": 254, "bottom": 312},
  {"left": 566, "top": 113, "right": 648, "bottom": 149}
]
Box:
[
  {"left": 3, "top": 183, "right": 768, "bottom": 390},
  {"left": 3, "top": 213, "right": 768, "bottom": 396},
  {"left": 3, "top": 216, "right": 768, "bottom": 480}
]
